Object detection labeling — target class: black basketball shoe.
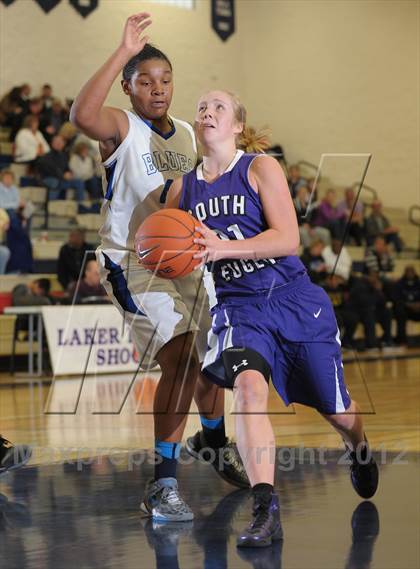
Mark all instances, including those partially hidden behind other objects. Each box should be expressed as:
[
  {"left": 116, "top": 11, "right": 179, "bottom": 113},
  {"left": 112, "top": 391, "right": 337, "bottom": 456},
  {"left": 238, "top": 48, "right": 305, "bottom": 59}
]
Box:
[
  {"left": 0, "top": 436, "right": 32, "bottom": 475},
  {"left": 346, "top": 441, "right": 379, "bottom": 499},
  {"left": 185, "top": 430, "right": 250, "bottom": 488},
  {"left": 237, "top": 493, "right": 283, "bottom": 548}
]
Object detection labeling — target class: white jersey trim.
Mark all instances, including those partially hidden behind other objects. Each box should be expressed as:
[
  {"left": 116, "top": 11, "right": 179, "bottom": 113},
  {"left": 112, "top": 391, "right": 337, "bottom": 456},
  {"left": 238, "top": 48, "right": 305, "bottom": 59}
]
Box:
[
  {"left": 102, "top": 110, "right": 196, "bottom": 168},
  {"left": 196, "top": 149, "right": 244, "bottom": 181}
]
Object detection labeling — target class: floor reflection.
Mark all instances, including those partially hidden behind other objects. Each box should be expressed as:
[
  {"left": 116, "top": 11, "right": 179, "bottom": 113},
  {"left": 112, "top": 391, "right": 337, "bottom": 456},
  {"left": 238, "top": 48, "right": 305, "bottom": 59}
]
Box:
[{"left": 0, "top": 450, "right": 418, "bottom": 569}]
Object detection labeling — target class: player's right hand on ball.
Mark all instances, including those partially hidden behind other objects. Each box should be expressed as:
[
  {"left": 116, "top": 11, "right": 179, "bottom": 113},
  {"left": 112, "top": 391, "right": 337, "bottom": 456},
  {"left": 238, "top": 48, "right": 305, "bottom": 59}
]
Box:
[{"left": 120, "top": 13, "right": 152, "bottom": 56}]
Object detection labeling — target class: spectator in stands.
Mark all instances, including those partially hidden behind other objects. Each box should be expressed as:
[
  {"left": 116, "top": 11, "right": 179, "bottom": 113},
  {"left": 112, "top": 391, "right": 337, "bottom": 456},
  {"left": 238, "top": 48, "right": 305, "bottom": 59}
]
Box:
[
  {"left": 0, "top": 170, "right": 33, "bottom": 273},
  {"left": 41, "top": 98, "right": 68, "bottom": 143},
  {"left": 68, "top": 259, "right": 108, "bottom": 304},
  {"left": 294, "top": 185, "right": 330, "bottom": 247},
  {"left": 300, "top": 239, "right": 328, "bottom": 285},
  {"left": 364, "top": 235, "right": 396, "bottom": 302},
  {"left": 69, "top": 142, "right": 102, "bottom": 200},
  {"left": 9, "top": 97, "right": 44, "bottom": 141},
  {"left": 12, "top": 278, "right": 52, "bottom": 306},
  {"left": 14, "top": 115, "right": 49, "bottom": 165},
  {"left": 19, "top": 84, "right": 32, "bottom": 108},
  {"left": 312, "top": 188, "right": 347, "bottom": 240},
  {"left": 57, "top": 228, "right": 94, "bottom": 291},
  {"left": 0, "top": 208, "right": 11, "bottom": 274},
  {"left": 348, "top": 271, "right": 393, "bottom": 350},
  {"left": 58, "top": 122, "right": 78, "bottom": 151},
  {"left": 323, "top": 274, "right": 358, "bottom": 349},
  {"left": 36, "top": 135, "right": 85, "bottom": 201},
  {"left": 365, "top": 200, "right": 403, "bottom": 252},
  {"left": 40, "top": 84, "right": 54, "bottom": 112},
  {"left": 337, "top": 187, "right": 364, "bottom": 245},
  {"left": 3, "top": 210, "right": 33, "bottom": 273},
  {"left": 0, "top": 170, "right": 35, "bottom": 229},
  {"left": 394, "top": 266, "right": 420, "bottom": 345},
  {"left": 364, "top": 236, "right": 394, "bottom": 277},
  {"left": 0, "top": 86, "right": 25, "bottom": 127},
  {"left": 322, "top": 238, "right": 352, "bottom": 281},
  {"left": 0, "top": 170, "right": 20, "bottom": 212},
  {"left": 287, "top": 164, "right": 306, "bottom": 198}
]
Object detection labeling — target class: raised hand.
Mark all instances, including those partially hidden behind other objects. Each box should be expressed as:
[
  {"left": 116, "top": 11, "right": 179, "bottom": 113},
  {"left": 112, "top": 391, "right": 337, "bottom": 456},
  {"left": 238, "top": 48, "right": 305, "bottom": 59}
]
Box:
[{"left": 120, "top": 12, "right": 152, "bottom": 57}]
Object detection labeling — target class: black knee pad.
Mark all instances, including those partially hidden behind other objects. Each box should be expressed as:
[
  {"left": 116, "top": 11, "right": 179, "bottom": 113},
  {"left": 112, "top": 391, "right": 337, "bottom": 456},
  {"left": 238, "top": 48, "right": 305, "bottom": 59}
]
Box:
[{"left": 222, "top": 347, "right": 271, "bottom": 386}]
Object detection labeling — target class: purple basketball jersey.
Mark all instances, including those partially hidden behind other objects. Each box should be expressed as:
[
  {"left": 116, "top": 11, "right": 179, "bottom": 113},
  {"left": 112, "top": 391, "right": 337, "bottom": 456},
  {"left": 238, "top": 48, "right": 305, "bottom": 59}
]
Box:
[{"left": 179, "top": 151, "right": 306, "bottom": 300}]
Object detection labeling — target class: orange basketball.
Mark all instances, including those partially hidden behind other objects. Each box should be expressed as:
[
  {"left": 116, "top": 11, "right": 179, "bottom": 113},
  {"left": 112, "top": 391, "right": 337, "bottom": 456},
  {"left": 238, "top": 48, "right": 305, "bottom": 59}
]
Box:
[{"left": 134, "top": 209, "right": 204, "bottom": 279}]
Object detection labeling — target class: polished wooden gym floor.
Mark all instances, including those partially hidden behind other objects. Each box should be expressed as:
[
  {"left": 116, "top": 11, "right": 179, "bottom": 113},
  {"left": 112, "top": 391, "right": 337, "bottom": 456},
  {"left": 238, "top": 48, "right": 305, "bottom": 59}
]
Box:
[{"left": 0, "top": 355, "right": 419, "bottom": 568}]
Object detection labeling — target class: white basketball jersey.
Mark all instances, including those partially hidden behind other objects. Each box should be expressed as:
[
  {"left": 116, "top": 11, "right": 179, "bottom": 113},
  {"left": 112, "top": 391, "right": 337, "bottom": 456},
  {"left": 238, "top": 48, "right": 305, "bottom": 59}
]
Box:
[{"left": 99, "top": 110, "right": 197, "bottom": 263}]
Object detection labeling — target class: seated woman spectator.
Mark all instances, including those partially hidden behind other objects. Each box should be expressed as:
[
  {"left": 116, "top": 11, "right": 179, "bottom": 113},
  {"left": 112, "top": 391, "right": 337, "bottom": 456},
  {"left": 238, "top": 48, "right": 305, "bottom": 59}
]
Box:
[
  {"left": 0, "top": 208, "right": 11, "bottom": 274},
  {"left": 14, "top": 115, "right": 49, "bottom": 165},
  {"left": 68, "top": 259, "right": 108, "bottom": 304},
  {"left": 300, "top": 239, "right": 328, "bottom": 285},
  {"left": 36, "top": 135, "right": 85, "bottom": 201},
  {"left": 311, "top": 188, "right": 347, "bottom": 240},
  {"left": 287, "top": 164, "right": 307, "bottom": 198},
  {"left": 337, "top": 187, "right": 365, "bottom": 245},
  {"left": 58, "top": 121, "right": 78, "bottom": 151},
  {"left": 294, "top": 185, "right": 330, "bottom": 247},
  {"left": 69, "top": 142, "right": 102, "bottom": 200},
  {"left": 322, "top": 238, "right": 352, "bottom": 281},
  {"left": 394, "top": 266, "right": 420, "bottom": 345},
  {"left": 365, "top": 200, "right": 403, "bottom": 252}
]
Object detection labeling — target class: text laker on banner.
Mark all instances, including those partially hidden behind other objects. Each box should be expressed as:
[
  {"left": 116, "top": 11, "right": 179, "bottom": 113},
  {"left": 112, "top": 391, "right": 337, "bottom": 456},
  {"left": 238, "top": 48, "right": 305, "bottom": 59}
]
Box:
[
  {"left": 211, "top": 0, "right": 235, "bottom": 42},
  {"left": 42, "top": 305, "right": 140, "bottom": 375}
]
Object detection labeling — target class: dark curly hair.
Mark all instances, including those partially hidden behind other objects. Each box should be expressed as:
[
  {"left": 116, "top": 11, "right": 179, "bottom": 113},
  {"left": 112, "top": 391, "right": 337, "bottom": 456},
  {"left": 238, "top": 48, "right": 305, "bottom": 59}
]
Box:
[{"left": 122, "top": 44, "right": 172, "bottom": 81}]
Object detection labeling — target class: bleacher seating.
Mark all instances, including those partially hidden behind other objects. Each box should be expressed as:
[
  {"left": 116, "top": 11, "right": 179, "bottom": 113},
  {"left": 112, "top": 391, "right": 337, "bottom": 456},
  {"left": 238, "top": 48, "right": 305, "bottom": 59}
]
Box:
[{"left": 0, "top": 273, "right": 62, "bottom": 294}]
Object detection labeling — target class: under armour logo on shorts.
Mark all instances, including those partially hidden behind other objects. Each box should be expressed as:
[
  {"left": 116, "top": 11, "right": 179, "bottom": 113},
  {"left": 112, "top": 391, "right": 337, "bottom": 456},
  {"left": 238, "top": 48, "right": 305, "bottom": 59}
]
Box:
[{"left": 232, "top": 359, "right": 248, "bottom": 372}]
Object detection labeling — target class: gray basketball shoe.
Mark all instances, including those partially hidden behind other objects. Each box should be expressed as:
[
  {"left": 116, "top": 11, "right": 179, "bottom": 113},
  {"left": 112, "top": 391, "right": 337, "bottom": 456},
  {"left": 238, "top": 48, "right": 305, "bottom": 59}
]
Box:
[{"left": 140, "top": 478, "right": 194, "bottom": 522}]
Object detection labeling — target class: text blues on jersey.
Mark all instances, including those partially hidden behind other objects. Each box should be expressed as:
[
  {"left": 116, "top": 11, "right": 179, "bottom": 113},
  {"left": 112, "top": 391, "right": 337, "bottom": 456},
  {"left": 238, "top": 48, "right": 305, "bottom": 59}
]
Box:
[{"left": 142, "top": 151, "right": 194, "bottom": 175}]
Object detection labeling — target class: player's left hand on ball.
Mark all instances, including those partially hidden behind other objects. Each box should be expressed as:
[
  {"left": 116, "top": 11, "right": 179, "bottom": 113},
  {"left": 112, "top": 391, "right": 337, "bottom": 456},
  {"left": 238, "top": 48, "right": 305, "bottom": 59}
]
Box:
[{"left": 193, "top": 224, "right": 225, "bottom": 264}]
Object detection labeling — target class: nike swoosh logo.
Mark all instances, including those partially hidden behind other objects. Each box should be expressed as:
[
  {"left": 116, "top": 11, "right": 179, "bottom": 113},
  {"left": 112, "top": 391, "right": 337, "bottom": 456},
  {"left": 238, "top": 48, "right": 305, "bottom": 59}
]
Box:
[
  {"left": 314, "top": 308, "right": 322, "bottom": 318},
  {"left": 138, "top": 245, "right": 159, "bottom": 260}
]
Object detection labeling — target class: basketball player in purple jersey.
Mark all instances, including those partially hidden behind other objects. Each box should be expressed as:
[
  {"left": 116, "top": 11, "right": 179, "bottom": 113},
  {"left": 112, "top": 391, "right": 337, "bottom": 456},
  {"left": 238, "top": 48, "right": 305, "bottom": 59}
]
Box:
[
  {"left": 166, "top": 90, "right": 379, "bottom": 546},
  {"left": 71, "top": 15, "right": 248, "bottom": 522}
]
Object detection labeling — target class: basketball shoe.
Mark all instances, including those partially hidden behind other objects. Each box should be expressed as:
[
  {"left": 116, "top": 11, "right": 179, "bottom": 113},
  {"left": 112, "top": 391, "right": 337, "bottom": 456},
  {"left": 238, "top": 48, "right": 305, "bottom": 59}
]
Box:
[
  {"left": 237, "top": 492, "right": 283, "bottom": 548},
  {"left": 0, "top": 436, "right": 32, "bottom": 475},
  {"left": 185, "top": 430, "right": 250, "bottom": 488},
  {"left": 140, "top": 477, "right": 194, "bottom": 522},
  {"left": 346, "top": 440, "right": 379, "bottom": 499}
]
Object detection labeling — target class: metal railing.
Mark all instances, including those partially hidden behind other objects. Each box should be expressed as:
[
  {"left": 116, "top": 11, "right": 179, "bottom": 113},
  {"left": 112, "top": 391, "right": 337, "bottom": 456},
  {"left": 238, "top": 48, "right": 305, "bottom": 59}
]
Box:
[{"left": 351, "top": 182, "right": 377, "bottom": 206}]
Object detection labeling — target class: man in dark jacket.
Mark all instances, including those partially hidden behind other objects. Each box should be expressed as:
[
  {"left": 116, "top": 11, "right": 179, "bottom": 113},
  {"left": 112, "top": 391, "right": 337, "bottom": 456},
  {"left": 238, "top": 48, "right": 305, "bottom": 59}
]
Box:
[
  {"left": 394, "top": 266, "right": 420, "bottom": 344},
  {"left": 57, "top": 228, "right": 94, "bottom": 291},
  {"left": 36, "top": 135, "right": 85, "bottom": 200},
  {"left": 365, "top": 200, "right": 403, "bottom": 252}
]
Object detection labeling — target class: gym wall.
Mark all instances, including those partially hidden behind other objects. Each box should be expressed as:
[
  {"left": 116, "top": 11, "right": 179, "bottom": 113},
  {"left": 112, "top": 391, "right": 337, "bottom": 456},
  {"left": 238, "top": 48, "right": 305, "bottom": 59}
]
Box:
[{"left": 1, "top": 0, "right": 418, "bottom": 208}]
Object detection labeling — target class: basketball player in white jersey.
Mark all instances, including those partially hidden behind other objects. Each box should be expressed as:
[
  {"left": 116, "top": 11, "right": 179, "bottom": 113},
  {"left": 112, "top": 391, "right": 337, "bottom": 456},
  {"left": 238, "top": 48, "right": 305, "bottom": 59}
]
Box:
[{"left": 70, "top": 13, "right": 248, "bottom": 522}]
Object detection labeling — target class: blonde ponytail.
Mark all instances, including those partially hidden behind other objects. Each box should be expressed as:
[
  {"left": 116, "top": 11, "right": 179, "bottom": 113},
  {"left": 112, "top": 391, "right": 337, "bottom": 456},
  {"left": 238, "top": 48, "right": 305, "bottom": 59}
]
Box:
[{"left": 237, "top": 126, "right": 271, "bottom": 154}]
